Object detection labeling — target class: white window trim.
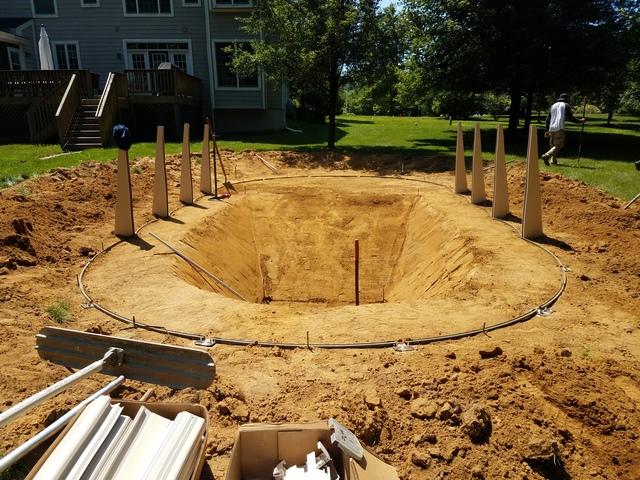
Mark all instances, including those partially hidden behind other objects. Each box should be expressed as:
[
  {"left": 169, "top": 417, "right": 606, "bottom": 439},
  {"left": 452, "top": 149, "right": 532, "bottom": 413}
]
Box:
[
  {"left": 122, "top": 0, "right": 174, "bottom": 17},
  {"left": 213, "top": 39, "right": 261, "bottom": 91},
  {"left": 31, "top": 0, "right": 59, "bottom": 18},
  {"left": 182, "top": 0, "right": 201, "bottom": 6},
  {"left": 122, "top": 38, "right": 194, "bottom": 75},
  {"left": 52, "top": 41, "right": 82, "bottom": 69},
  {"left": 7, "top": 46, "right": 25, "bottom": 71},
  {"left": 81, "top": 0, "right": 101, "bottom": 7},
  {"left": 211, "top": 0, "right": 253, "bottom": 7}
]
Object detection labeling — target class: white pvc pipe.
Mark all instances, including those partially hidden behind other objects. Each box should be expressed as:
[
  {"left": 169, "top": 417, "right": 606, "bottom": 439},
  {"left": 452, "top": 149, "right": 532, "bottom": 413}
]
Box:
[
  {"left": 0, "top": 356, "right": 107, "bottom": 428},
  {"left": 0, "top": 375, "right": 125, "bottom": 474}
]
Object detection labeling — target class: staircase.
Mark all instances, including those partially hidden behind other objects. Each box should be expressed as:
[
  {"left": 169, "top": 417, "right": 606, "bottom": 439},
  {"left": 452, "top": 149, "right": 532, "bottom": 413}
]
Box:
[{"left": 62, "top": 95, "right": 103, "bottom": 150}]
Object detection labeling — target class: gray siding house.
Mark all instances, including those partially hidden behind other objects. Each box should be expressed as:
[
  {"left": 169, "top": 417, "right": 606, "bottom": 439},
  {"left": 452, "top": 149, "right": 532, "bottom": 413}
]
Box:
[{"left": 0, "top": 0, "right": 286, "bottom": 144}]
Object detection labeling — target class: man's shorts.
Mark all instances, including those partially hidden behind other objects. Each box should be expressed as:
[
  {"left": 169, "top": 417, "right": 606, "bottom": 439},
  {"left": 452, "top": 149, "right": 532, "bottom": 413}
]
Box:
[{"left": 549, "top": 130, "right": 566, "bottom": 150}]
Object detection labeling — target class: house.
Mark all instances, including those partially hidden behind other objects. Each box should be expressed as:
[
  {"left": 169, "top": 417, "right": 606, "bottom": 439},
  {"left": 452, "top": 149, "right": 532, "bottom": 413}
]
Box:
[{"left": 0, "top": 0, "right": 286, "bottom": 147}]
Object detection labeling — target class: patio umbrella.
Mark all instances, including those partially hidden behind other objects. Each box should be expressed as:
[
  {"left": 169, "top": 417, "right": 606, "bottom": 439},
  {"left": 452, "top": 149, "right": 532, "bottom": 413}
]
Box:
[{"left": 38, "top": 25, "right": 54, "bottom": 70}]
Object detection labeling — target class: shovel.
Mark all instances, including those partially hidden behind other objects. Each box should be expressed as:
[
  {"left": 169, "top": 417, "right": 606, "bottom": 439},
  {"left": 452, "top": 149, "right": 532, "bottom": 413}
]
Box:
[{"left": 206, "top": 117, "right": 236, "bottom": 195}]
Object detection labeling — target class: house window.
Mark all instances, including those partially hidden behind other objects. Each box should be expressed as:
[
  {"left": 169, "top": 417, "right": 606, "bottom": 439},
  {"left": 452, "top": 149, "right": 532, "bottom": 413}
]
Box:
[
  {"left": 7, "top": 47, "right": 23, "bottom": 71},
  {"left": 54, "top": 42, "right": 81, "bottom": 69},
  {"left": 81, "top": 0, "right": 100, "bottom": 7},
  {"left": 32, "top": 0, "right": 58, "bottom": 16},
  {"left": 214, "top": 0, "right": 250, "bottom": 5},
  {"left": 214, "top": 42, "right": 259, "bottom": 89},
  {"left": 182, "top": 0, "right": 200, "bottom": 6},
  {"left": 124, "top": 41, "right": 193, "bottom": 74},
  {"left": 124, "top": 0, "right": 172, "bottom": 15}
]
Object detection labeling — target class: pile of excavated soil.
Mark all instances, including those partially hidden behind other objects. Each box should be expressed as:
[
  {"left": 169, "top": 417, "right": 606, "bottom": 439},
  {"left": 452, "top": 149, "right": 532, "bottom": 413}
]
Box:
[{"left": 0, "top": 150, "right": 639, "bottom": 480}]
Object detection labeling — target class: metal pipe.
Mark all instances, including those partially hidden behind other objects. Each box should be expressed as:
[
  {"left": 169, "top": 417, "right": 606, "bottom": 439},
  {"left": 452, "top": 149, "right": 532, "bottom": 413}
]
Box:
[
  {"left": 0, "top": 376, "right": 125, "bottom": 474},
  {"left": 149, "top": 232, "right": 248, "bottom": 302},
  {"left": 0, "top": 349, "right": 114, "bottom": 428}
]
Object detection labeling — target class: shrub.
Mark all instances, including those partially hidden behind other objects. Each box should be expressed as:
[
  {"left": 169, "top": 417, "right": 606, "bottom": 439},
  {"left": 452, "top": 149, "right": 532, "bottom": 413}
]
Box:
[{"left": 46, "top": 300, "right": 70, "bottom": 324}]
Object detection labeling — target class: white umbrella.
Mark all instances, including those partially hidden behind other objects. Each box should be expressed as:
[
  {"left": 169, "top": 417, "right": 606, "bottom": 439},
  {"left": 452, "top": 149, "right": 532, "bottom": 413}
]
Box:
[{"left": 38, "top": 25, "right": 54, "bottom": 70}]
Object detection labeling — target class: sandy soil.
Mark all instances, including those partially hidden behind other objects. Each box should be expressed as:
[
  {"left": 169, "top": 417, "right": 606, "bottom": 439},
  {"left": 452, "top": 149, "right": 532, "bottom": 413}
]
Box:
[{"left": 0, "top": 150, "right": 639, "bottom": 479}]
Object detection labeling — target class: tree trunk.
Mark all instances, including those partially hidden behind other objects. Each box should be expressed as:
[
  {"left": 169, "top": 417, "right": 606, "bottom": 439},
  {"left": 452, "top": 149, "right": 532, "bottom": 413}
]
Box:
[
  {"left": 507, "top": 76, "right": 522, "bottom": 136},
  {"left": 523, "top": 88, "right": 533, "bottom": 132},
  {"left": 607, "top": 102, "right": 614, "bottom": 125},
  {"left": 327, "top": 62, "right": 339, "bottom": 149}
]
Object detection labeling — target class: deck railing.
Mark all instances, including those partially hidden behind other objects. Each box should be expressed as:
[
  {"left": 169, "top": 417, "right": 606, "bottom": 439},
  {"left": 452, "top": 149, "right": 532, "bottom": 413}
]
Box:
[
  {"left": 0, "top": 70, "right": 94, "bottom": 98},
  {"left": 124, "top": 69, "right": 201, "bottom": 101},
  {"left": 96, "top": 72, "right": 128, "bottom": 146},
  {"left": 25, "top": 82, "right": 68, "bottom": 143},
  {"left": 55, "top": 74, "right": 83, "bottom": 147}
]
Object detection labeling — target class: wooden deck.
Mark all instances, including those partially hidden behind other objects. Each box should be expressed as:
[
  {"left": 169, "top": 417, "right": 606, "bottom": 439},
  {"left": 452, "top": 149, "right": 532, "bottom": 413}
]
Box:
[{"left": 0, "top": 69, "right": 202, "bottom": 145}]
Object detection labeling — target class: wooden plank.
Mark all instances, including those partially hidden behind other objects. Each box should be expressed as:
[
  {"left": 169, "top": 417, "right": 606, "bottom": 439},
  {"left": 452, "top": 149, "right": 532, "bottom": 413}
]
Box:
[{"left": 35, "top": 327, "right": 215, "bottom": 390}]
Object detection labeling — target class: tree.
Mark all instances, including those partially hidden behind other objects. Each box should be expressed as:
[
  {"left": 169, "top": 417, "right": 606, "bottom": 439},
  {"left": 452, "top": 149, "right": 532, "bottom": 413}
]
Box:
[
  {"left": 404, "top": 0, "right": 633, "bottom": 133},
  {"left": 236, "top": 0, "right": 380, "bottom": 148}
]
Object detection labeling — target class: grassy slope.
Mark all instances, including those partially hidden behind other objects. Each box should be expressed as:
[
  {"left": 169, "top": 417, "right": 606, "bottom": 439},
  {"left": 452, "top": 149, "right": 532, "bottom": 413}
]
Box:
[{"left": 1, "top": 114, "right": 638, "bottom": 199}]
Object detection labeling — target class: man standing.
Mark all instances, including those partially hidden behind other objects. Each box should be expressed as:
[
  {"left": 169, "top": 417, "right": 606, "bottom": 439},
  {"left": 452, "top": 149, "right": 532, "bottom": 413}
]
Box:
[{"left": 541, "top": 93, "right": 586, "bottom": 165}]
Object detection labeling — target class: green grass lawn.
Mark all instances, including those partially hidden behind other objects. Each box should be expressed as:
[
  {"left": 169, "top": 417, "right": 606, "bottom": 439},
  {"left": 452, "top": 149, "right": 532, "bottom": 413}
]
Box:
[{"left": 1, "top": 114, "right": 638, "bottom": 199}]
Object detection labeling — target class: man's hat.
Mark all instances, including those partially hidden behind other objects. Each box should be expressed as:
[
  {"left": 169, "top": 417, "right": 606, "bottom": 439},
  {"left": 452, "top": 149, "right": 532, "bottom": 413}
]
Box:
[{"left": 557, "top": 93, "right": 569, "bottom": 102}]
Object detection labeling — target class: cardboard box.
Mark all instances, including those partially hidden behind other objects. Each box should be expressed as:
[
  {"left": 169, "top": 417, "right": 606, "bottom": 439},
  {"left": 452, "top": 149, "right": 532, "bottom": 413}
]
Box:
[
  {"left": 224, "top": 422, "right": 399, "bottom": 480},
  {"left": 26, "top": 399, "right": 209, "bottom": 480}
]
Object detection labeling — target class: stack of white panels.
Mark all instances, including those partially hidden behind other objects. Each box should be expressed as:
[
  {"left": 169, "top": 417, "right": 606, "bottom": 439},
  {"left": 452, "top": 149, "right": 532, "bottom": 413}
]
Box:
[{"left": 33, "top": 396, "right": 206, "bottom": 480}]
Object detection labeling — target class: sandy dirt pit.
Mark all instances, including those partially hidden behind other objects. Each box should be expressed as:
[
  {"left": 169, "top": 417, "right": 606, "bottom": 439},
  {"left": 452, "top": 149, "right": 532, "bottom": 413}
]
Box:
[{"left": 0, "top": 149, "right": 639, "bottom": 479}]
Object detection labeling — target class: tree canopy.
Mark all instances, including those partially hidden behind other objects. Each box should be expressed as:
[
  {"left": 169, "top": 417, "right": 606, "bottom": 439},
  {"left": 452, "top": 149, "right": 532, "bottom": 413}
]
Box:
[
  {"left": 233, "top": 0, "right": 640, "bottom": 146},
  {"left": 237, "top": 0, "right": 380, "bottom": 148}
]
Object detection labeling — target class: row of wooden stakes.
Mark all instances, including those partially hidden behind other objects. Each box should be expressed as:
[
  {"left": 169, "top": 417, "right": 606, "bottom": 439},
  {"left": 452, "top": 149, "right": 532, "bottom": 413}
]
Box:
[
  {"left": 454, "top": 123, "right": 543, "bottom": 240},
  {"left": 114, "top": 122, "right": 221, "bottom": 237},
  {"left": 114, "top": 121, "right": 544, "bottom": 239}
]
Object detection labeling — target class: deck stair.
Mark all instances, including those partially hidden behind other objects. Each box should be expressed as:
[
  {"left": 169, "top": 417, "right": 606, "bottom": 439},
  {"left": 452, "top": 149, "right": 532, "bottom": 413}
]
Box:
[{"left": 62, "top": 95, "right": 103, "bottom": 150}]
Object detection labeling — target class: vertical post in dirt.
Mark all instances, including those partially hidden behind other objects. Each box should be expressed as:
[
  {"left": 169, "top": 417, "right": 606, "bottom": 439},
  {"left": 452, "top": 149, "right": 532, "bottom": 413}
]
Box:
[
  {"left": 492, "top": 124, "right": 509, "bottom": 218},
  {"left": 522, "top": 124, "right": 543, "bottom": 239},
  {"left": 115, "top": 148, "right": 134, "bottom": 237},
  {"left": 180, "top": 123, "right": 193, "bottom": 205},
  {"left": 207, "top": 117, "right": 218, "bottom": 199},
  {"left": 454, "top": 122, "right": 468, "bottom": 194},
  {"left": 471, "top": 123, "right": 486, "bottom": 204},
  {"left": 355, "top": 239, "right": 360, "bottom": 306},
  {"left": 152, "top": 126, "right": 169, "bottom": 218},
  {"left": 200, "top": 122, "right": 212, "bottom": 195}
]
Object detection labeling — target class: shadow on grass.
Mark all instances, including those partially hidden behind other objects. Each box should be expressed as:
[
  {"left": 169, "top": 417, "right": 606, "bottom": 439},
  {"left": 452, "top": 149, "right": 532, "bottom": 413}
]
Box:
[
  {"left": 336, "top": 118, "right": 375, "bottom": 125},
  {"left": 220, "top": 117, "right": 638, "bottom": 177}
]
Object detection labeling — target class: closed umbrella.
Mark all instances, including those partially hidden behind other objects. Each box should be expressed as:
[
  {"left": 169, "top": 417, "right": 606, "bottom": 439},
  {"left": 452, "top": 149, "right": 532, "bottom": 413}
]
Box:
[{"left": 38, "top": 25, "right": 54, "bottom": 70}]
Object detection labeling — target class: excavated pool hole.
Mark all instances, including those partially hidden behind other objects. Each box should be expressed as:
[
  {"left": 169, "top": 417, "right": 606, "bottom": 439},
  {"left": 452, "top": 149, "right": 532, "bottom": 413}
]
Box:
[{"left": 174, "top": 187, "right": 477, "bottom": 308}]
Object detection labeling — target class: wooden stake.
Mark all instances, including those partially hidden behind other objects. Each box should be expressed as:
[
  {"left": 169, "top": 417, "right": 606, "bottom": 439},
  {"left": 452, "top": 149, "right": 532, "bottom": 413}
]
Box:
[
  {"left": 114, "top": 149, "right": 134, "bottom": 237},
  {"left": 522, "top": 124, "right": 543, "bottom": 239},
  {"left": 200, "top": 122, "right": 212, "bottom": 195},
  {"left": 180, "top": 123, "right": 193, "bottom": 205},
  {"left": 152, "top": 126, "right": 169, "bottom": 218},
  {"left": 492, "top": 124, "right": 509, "bottom": 218},
  {"left": 454, "top": 122, "right": 468, "bottom": 193},
  {"left": 471, "top": 122, "right": 485, "bottom": 204},
  {"left": 355, "top": 239, "right": 360, "bottom": 306}
]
